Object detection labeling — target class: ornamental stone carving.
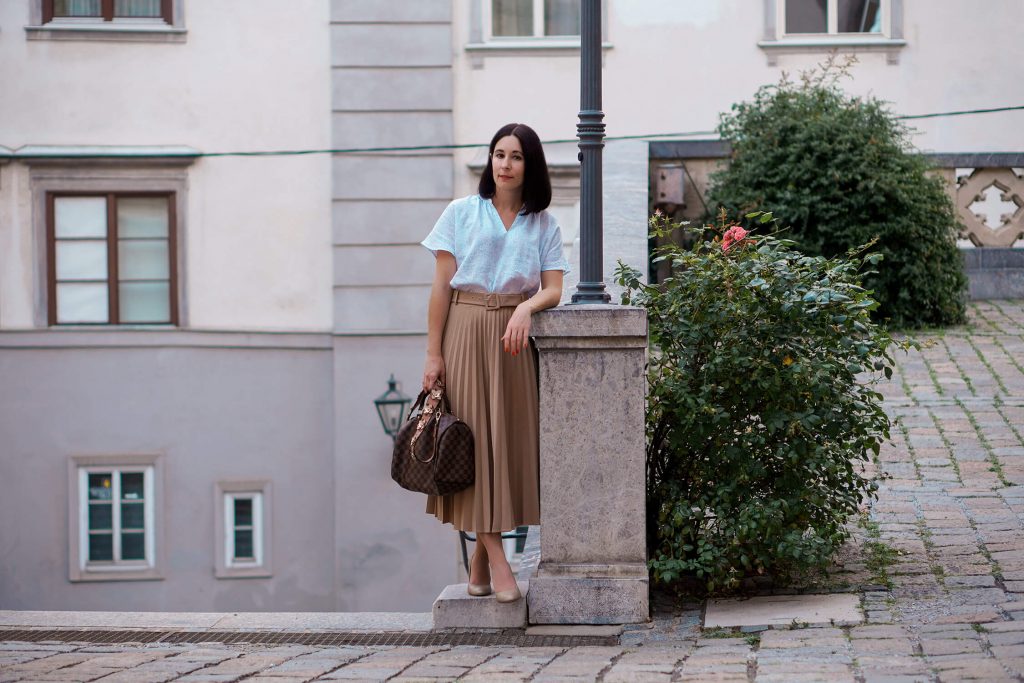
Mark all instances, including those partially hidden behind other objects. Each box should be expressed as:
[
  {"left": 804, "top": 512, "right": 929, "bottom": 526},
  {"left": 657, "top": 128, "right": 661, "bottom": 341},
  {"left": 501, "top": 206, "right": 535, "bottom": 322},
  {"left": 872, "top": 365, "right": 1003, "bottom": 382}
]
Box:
[{"left": 957, "top": 168, "right": 1024, "bottom": 247}]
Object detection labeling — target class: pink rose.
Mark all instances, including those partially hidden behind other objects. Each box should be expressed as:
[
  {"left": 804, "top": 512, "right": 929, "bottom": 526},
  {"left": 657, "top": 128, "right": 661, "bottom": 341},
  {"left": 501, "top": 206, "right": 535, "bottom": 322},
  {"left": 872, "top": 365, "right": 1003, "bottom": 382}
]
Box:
[{"left": 722, "top": 226, "right": 749, "bottom": 252}]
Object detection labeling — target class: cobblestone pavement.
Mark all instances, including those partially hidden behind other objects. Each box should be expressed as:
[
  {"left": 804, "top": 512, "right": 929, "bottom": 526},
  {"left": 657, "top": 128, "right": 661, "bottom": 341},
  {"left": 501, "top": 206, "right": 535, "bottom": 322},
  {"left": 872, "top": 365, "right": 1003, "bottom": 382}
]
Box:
[{"left": 3, "top": 301, "right": 1024, "bottom": 682}]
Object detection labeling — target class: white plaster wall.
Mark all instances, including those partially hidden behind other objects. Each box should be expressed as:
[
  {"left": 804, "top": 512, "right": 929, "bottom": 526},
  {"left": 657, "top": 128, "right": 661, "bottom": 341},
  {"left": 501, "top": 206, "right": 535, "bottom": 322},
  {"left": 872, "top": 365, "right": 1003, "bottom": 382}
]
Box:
[
  {"left": 451, "top": 0, "right": 1024, "bottom": 186},
  {"left": 0, "top": 0, "right": 333, "bottom": 331},
  {"left": 0, "top": 164, "right": 34, "bottom": 328}
]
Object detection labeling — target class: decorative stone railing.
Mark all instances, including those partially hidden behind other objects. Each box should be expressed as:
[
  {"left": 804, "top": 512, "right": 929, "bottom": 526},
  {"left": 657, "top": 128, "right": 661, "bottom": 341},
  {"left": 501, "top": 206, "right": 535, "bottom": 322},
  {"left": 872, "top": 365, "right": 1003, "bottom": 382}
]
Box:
[
  {"left": 950, "top": 166, "right": 1024, "bottom": 248},
  {"left": 650, "top": 144, "right": 1024, "bottom": 297}
]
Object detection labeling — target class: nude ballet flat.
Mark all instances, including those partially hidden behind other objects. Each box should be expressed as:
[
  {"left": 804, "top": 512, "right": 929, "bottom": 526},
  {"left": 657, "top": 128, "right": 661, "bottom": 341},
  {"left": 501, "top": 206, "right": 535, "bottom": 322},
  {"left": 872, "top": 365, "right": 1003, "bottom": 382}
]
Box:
[{"left": 494, "top": 584, "right": 522, "bottom": 603}]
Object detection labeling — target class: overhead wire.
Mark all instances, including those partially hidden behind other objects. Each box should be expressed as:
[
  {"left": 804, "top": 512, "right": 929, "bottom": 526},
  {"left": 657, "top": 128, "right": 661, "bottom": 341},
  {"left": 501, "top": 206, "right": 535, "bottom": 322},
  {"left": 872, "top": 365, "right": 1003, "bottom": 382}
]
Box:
[{"left": 7, "top": 104, "right": 1022, "bottom": 159}]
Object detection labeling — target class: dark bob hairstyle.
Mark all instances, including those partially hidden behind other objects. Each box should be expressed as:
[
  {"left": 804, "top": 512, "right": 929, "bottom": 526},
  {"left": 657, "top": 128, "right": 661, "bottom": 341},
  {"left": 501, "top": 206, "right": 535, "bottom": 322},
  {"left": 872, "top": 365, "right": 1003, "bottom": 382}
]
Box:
[{"left": 478, "top": 123, "right": 552, "bottom": 214}]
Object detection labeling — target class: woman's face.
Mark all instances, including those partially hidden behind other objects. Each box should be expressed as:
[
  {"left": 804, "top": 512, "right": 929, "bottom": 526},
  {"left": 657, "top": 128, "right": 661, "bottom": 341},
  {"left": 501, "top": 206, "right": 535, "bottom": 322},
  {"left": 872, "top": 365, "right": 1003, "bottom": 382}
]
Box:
[{"left": 491, "top": 135, "right": 525, "bottom": 193}]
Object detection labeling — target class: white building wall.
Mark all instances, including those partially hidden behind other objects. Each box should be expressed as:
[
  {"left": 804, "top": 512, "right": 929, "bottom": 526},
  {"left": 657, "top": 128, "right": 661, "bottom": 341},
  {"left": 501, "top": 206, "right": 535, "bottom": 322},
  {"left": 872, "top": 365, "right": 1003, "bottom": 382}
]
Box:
[
  {"left": 451, "top": 0, "right": 1024, "bottom": 185},
  {"left": 0, "top": 0, "right": 333, "bottom": 332}
]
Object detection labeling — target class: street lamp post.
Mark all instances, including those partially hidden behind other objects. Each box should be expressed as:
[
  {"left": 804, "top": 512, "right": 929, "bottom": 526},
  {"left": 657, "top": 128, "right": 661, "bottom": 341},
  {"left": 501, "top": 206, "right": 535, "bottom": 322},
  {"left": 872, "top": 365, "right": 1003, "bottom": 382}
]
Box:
[{"left": 571, "top": 0, "right": 611, "bottom": 304}]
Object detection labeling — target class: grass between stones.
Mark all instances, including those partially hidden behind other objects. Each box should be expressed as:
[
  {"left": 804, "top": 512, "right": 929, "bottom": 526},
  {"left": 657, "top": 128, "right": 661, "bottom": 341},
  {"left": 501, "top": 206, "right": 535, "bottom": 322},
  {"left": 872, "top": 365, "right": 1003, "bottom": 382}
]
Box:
[
  {"left": 985, "top": 300, "right": 1016, "bottom": 331},
  {"left": 929, "top": 409, "right": 964, "bottom": 482},
  {"left": 990, "top": 334, "right": 1024, "bottom": 378},
  {"left": 860, "top": 513, "right": 898, "bottom": 590},
  {"left": 994, "top": 400, "right": 1024, "bottom": 455},
  {"left": 894, "top": 414, "right": 925, "bottom": 481},
  {"left": 977, "top": 541, "right": 1005, "bottom": 584},
  {"left": 968, "top": 301, "right": 1006, "bottom": 335},
  {"left": 956, "top": 398, "right": 1012, "bottom": 488},
  {"left": 919, "top": 340, "right": 946, "bottom": 397},
  {"left": 964, "top": 335, "right": 1011, "bottom": 396},
  {"left": 700, "top": 627, "right": 761, "bottom": 646},
  {"left": 937, "top": 336, "right": 976, "bottom": 396}
]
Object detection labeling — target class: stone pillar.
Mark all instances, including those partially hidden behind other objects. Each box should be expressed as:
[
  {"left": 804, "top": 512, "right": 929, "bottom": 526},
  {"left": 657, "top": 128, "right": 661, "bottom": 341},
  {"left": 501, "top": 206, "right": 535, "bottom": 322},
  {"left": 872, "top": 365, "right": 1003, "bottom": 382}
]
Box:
[{"left": 528, "top": 305, "right": 649, "bottom": 624}]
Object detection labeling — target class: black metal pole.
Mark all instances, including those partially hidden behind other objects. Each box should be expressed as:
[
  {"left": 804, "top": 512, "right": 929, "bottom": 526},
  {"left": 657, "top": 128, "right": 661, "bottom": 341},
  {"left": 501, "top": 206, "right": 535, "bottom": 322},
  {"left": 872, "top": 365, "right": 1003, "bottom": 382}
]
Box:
[{"left": 571, "top": 0, "right": 611, "bottom": 304}]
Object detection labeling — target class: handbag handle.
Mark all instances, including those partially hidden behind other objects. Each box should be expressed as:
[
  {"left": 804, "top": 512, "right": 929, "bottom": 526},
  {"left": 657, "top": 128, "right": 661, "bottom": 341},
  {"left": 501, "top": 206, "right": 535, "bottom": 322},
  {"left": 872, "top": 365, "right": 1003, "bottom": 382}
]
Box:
[
  {"left": 409, "top": 387, "right": 454, "bottom": 465},
  {"left": 406, "top": 390, "right": 429, "bottom": 422},
  {"left": 405, "top": 388, "right": 453, "bottom": 422}
]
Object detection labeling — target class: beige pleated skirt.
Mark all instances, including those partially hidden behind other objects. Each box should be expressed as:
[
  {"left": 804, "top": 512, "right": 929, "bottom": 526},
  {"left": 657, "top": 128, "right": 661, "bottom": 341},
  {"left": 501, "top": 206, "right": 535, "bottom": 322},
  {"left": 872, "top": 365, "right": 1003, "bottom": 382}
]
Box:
[{"left": 425, "top": 290, "right": 541, "bottom": 532}]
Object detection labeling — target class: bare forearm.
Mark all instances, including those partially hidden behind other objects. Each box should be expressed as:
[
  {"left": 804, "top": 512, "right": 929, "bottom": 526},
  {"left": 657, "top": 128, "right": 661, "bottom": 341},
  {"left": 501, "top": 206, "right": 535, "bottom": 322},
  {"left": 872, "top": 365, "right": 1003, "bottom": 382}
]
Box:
[
  {"left": 426, "top": 281, "right": 451, "bottom": 357},
  {"left": 523, "top": 273, "right": 564, "bottom": 314},
  {"left": 523, "top": 287, "right": 560, "bottom": 314}
]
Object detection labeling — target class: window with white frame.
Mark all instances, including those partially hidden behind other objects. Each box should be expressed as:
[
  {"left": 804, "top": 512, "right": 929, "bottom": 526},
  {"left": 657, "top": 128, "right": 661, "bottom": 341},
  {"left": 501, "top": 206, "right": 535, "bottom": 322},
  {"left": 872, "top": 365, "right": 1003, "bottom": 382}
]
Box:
[
  {"left": 215, "top": 481, "right": 272, "bottom": 578},
  {"left": 488, "top": 0, "right": 581, "bottom": 39},
  {"left": 782, "top": 0, "right": 887, "bottom": 37},
  {"left": 79, "top": 467, "right": 155, "bottom": 569},
  {"left": 761, "top": 0, "right": 903, "bottom": 65},
  {"left": 225, "top": 493, "right": 263, "bottom": 569}
]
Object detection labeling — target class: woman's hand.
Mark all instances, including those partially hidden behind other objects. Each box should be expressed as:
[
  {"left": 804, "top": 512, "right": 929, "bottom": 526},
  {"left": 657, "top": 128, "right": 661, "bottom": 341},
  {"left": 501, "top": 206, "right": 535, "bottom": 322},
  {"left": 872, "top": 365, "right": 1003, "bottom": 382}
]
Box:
[
  {"left": 502, "top": 303, "right": 532, "bottom": 356},
  {"left": 423, "top": 354, "right": 445, "bottom": 392}
]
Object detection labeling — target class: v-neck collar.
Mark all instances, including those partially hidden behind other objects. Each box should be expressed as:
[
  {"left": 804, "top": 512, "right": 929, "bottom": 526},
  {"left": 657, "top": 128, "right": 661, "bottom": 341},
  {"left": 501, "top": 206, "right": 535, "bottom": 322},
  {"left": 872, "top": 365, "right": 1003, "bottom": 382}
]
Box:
[{"left": 487, "top": 198, "right": 522, "bottom": 232}]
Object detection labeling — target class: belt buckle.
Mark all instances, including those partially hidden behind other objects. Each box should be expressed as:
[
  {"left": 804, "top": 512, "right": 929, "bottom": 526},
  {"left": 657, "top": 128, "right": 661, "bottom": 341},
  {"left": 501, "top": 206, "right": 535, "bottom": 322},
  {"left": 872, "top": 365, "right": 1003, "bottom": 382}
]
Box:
[{"left": 485, "top": 293, "right": 499, "bottom": 310}]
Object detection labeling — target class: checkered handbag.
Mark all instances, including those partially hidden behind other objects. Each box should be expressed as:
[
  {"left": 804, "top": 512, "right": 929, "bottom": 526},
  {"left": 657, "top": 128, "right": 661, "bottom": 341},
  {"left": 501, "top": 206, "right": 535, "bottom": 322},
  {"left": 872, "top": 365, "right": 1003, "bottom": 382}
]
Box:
[{"left": 391, "top": 388, "right": 475, "bottom": 496}]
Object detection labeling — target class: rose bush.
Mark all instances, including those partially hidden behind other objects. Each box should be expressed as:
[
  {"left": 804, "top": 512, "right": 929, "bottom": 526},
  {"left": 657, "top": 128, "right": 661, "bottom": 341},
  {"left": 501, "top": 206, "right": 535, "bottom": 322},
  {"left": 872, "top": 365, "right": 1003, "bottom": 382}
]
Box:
[{"left": 617, "top": 211, "right": 914, "bottom": 593}]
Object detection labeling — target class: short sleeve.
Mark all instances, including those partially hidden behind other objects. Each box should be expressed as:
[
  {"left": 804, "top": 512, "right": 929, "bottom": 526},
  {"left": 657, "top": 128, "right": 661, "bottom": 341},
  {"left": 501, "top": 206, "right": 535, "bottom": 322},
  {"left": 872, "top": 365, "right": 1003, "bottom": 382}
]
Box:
[
  {"left": 540, "top": 221, "right": 570, "bottom": 274},
  {"left": 421, "top": 200, "right": 459, "bottom": 257}
]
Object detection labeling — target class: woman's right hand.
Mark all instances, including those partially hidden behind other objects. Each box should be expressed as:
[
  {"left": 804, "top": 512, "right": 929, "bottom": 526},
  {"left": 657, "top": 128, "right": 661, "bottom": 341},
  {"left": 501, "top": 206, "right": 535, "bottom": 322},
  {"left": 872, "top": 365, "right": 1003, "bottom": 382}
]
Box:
[{"left": 423, "top": 354, "right": 445, "bottom": 392}]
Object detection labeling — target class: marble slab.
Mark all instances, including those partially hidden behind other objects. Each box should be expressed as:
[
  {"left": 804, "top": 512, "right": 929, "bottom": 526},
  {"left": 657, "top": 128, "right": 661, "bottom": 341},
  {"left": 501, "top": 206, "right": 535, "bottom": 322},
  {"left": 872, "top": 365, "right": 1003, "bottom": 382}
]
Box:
[{"left": 704, "top": 594, "right": 863, "bottom": 628}]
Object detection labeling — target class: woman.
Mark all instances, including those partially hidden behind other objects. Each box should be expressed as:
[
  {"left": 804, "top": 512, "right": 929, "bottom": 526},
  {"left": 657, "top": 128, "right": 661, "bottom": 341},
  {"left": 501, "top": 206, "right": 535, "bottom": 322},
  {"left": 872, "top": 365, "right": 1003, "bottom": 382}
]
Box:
[{"left": 421, "top": 123, "right": 568, "bottom": 603}]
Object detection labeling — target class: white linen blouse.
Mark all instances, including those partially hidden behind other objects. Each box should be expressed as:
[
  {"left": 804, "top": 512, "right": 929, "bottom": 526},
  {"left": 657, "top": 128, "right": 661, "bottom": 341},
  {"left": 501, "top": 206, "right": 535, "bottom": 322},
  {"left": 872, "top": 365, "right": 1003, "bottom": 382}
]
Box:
[{"left": 421, "top": 194, "right": 570, "bottom": 295}]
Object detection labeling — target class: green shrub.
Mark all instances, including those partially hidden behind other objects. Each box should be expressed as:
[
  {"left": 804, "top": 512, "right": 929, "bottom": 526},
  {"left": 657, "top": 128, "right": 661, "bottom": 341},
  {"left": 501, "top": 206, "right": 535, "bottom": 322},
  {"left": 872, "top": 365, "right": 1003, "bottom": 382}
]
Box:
[
  {"left": 708, "top": 62, "right": 966, "bottom": 328},
  {"left": 617, "top": 212, "right": 913, "bottom": 593}
]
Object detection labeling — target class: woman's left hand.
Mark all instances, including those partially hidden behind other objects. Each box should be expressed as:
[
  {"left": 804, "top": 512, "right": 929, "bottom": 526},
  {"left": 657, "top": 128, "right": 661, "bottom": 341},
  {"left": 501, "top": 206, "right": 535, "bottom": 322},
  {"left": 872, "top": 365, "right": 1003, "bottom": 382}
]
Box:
[{"left": 501, "top": 303, "right": 532, "bottom": 356}]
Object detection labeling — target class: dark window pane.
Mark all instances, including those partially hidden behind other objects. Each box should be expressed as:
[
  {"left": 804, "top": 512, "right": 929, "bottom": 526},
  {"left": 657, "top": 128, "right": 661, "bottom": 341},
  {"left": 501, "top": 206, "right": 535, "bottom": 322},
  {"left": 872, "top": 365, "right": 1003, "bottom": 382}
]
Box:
[
  {"left": 837, "top": 0, "right": 880, "bottom": 32},
  {"left": 233, "top": 498, "right": 253, "bottom": 527},
  {"left": 54, "top": 0, "right": 102, "bottom": 17},
  {"left": 544, "top": 0, "right": 580, "bottom": 35},
  {"left": 122, "top": 532, "right": 145, "bottom": 560},
  {"left": 786, "top": 0, "right": 827, "bottom": 33},
  {"left": 121, "top": 502, "right": 145, "bottom": 529},
  {"left": 121, "top": 473, "right": 144, "bottom": 500},
  {"left": 88, "top": 473, "right": 113, "bottom": 501},
  {"left": 493, "top": 0, "right": 532, "bottom": 36},
  {"left": 88, "top": 503, "right": 112, "bottom": 531},
  {"left": 89, "top": 533, "right": 113, "bottom": 561},
  {"left": 114, "top": 0, "right": 162, "bottom": 17},
  {"left": 234, "top": 530, "right": 254, "bottom": 560}
]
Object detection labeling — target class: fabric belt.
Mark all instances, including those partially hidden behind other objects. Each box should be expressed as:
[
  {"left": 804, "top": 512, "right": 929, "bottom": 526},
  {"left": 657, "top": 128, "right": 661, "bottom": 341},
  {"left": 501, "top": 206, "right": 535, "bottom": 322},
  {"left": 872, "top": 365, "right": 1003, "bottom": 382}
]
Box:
[{"left": 451, "top": 290, "right": 528, "bottom": 309}]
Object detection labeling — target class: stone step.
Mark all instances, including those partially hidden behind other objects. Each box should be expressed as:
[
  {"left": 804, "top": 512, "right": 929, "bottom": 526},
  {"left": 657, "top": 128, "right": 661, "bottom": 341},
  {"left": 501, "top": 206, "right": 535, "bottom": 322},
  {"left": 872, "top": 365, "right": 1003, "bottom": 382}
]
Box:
[{"left": 431, "top": 581, "right": 529, "bottom": 629}]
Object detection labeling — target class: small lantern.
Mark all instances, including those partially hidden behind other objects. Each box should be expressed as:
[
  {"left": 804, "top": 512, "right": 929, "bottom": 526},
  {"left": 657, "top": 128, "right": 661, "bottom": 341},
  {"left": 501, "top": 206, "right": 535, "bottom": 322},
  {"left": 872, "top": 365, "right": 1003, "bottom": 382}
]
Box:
[{"left": 374, "top": 374, "right": 412, "bottom": 441}]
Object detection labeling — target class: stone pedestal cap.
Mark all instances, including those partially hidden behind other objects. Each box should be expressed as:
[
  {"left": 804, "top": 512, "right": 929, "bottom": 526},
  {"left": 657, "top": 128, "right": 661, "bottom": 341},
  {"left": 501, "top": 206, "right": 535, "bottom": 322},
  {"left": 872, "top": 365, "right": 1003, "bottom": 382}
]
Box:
[{"left": 532, "top": 305, "right": 647, "bottom": 349}]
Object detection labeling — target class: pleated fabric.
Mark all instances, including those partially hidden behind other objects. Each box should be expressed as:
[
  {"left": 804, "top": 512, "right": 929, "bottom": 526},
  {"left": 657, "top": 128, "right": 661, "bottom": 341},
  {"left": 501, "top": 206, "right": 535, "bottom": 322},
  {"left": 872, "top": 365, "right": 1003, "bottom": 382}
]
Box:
[{"left": 425, "top": 295, "right": 540, "bottom": 532}]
